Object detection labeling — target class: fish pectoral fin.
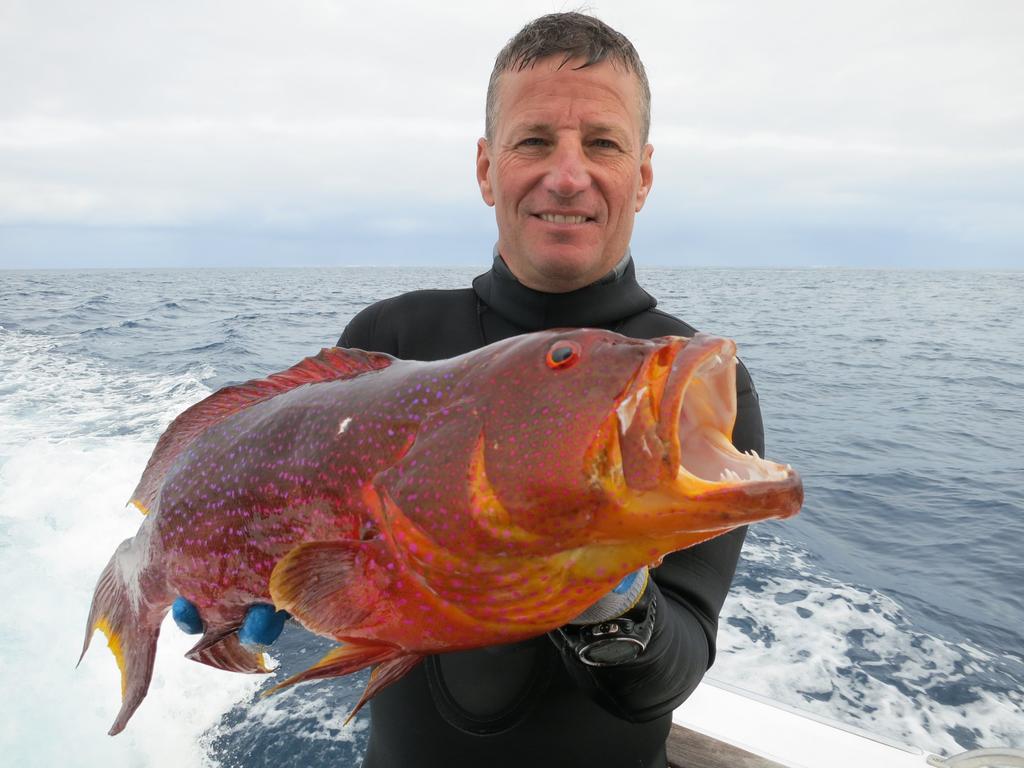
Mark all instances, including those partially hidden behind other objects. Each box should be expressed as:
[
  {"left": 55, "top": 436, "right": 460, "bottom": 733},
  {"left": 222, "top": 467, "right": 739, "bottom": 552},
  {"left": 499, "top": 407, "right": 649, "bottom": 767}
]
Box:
[
  {"left": 269, "top": 539, "right": 396, "bottom": 636},
  {"left": 262, "top": 642, "right": 420, "bottom": 716},
  {"left": 186, "top": 628, "right": 271, "bottom": 674}
]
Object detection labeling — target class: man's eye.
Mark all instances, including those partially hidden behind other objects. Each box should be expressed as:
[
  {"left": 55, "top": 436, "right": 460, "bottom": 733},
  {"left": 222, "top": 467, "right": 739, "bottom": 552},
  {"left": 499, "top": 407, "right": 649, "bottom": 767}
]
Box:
[
  {"left": 518, "top": 137, "right": 547, "bottom": 147},
  {"left": 592, "top": 139, "right": 620, "bottom": 150}
]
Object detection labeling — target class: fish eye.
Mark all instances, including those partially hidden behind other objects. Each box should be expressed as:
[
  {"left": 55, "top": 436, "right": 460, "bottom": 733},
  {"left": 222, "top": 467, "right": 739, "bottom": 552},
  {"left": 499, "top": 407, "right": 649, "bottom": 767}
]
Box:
[{"left": 546, "top": 341, "right": 581, "bottom": 369}]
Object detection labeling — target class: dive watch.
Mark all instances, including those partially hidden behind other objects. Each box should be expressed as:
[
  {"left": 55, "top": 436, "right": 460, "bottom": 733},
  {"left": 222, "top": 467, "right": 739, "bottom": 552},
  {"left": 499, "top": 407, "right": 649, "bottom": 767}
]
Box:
[{"left": 559, "top": 589, "right": 657, "bottom": 667}]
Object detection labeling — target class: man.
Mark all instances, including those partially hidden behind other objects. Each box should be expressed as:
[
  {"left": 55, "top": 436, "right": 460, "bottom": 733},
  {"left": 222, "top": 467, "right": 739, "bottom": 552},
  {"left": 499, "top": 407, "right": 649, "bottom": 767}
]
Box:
[{"left": 339, "top": 13, "right": 763, "bottom": 768}]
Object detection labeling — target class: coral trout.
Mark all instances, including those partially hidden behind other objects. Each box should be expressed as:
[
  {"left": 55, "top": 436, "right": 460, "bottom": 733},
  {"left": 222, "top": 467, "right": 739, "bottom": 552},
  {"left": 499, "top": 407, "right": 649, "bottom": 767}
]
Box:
[{"left": 81, "top": 329, "right": 802, "bottom": 734}]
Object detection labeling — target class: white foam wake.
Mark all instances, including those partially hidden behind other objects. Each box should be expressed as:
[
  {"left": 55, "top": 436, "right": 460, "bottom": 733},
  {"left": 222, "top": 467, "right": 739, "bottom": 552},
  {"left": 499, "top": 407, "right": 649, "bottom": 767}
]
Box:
[
  {"left": 0, "top": 327, "right": 214, "bottom": 453},
  {"left": 711, "top": 533, "right": 1024, "bottom": 756},
  {"left": 0, "top": 328, "right": 260, "bottom": 767}
]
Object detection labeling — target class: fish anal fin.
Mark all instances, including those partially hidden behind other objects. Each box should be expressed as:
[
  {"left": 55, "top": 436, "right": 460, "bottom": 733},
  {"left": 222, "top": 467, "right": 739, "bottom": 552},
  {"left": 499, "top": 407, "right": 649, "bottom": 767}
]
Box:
[
  {"left": 130, "top": 346, "right": 395, "bottom": 514},
  {"left": 186, "top": 630, "right": 271, "bottom": 674},
  {"left": 262, "top": 642, "right": 406, "bottom": 699},
  {"left": 346, "top": 653, "right": 425, "bottom": 723},
  {"left": 269, "top": 539, "right": 396, "bottom": 636}
]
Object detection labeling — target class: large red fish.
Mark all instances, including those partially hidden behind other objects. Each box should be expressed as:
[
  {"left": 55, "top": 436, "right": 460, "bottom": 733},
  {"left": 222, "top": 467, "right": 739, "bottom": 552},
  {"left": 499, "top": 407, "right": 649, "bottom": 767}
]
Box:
[{"left": 81, "top": 329, "right": 802, "bottom": 735}]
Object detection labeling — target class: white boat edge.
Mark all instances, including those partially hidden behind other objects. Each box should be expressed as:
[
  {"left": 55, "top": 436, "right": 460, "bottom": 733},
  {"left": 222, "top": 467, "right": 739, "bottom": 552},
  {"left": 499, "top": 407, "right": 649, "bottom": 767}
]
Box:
[{"left": 672, "top": 676, "right": 933, "bottom": 768}]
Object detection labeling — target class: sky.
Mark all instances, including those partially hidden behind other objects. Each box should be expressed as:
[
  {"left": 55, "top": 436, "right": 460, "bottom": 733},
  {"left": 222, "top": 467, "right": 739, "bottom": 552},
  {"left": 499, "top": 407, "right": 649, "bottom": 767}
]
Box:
[{"left": 1, "top": 0, "right": 1022, "bottom": 269}]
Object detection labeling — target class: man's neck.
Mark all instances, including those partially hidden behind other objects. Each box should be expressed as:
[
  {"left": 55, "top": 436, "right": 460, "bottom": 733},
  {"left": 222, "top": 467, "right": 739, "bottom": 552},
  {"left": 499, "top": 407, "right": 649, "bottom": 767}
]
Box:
[
  {"left": 492, "top": 247, "right": 632, "bottom": 293},
  {"left": 473, "top": 247, "right": 656, "bottom": 333}
]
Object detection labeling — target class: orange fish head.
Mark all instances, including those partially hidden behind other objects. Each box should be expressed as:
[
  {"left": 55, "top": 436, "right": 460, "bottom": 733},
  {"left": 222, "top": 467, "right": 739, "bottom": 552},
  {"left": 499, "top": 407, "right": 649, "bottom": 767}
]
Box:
[{"left": 474, "top": 330, "right": 802, "bottom": 551}]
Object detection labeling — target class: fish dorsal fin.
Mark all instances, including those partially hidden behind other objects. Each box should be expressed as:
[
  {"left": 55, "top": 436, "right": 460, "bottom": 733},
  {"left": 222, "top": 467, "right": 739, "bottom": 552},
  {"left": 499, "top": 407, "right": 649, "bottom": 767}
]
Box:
[{"left": 130, "top": 347, "right": 394, "bottom": 514}]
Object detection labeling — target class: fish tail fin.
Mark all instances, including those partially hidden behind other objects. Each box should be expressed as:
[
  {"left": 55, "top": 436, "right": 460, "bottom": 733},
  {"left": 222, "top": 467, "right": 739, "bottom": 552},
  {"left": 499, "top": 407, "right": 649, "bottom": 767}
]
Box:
[
  {"left": 261, "top": 642, "right": 422, "bottom": 721},
  {"left": 79, "top": 537, "right": 168, "bottom": 736}
]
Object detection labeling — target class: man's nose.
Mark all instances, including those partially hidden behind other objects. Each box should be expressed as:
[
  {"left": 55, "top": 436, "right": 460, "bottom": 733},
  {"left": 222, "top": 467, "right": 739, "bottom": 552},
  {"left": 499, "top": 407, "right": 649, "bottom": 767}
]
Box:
[{"left": 544, "top": 141, "right": 590, "bottom": 198}]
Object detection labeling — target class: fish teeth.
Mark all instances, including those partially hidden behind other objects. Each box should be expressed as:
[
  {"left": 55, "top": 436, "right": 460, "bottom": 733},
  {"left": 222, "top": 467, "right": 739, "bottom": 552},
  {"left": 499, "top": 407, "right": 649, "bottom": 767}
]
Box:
[
  {"left": 719, "top": 467, "right": 743, "bottom": 483},
  {"left": 337, "top": 416, "right": 352, "bottom": 435}
]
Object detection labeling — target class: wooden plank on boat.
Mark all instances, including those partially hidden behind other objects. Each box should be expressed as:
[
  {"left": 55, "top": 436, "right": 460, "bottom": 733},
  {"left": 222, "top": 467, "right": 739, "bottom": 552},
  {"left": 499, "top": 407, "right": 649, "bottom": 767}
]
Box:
[{"left": 667, "top": 722, "right": 788, "bottom": 768}]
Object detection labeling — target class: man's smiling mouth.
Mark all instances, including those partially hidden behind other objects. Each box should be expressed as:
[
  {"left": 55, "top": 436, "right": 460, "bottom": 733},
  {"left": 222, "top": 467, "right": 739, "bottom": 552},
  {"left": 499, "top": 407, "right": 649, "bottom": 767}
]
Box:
[{"left": 537, "top": 214, "right": 593, "bottom": 224}]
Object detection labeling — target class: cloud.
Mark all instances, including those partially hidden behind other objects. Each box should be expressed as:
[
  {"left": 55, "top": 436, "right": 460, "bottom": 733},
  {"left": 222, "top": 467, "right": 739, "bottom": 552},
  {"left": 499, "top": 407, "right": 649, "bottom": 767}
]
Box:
[{"left": 1, "top": 0, "right": 1021, "bottom": 266}]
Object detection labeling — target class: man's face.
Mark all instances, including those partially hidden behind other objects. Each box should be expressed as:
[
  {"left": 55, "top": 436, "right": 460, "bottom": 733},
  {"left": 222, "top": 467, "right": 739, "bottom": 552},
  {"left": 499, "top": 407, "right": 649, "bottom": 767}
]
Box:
[{"left": 477, "top": 57, "right": 654, "bottom": 293}]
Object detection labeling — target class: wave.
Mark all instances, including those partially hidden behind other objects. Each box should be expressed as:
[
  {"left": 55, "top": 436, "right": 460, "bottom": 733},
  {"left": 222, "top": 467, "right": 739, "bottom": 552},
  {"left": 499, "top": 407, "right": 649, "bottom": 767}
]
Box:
[
  {"left": 0, "top": 327, "right": 214, "bottom": 451},
  {"left": 714, "top": 531, "right": 1024, "bottom": 756}
]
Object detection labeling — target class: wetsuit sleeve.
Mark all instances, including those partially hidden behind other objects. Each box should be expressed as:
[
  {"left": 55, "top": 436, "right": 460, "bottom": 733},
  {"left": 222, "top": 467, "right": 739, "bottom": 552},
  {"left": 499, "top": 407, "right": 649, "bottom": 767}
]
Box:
[
  {"left": 339, "top": 306, "right": 371, "bottom": 348},
  {"left": 551, "top": 359, "right": 763, "bottom": 722},
  {"left": 339, "top": 289, "right": 482, "bottom": 362},
  {"left": 339, "top": 301, "right": 398, "bottom": 356}
]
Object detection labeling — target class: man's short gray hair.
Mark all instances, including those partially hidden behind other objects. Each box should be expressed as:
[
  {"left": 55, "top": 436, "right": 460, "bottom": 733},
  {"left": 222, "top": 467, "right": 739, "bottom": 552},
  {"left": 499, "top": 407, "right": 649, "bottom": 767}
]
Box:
[{"left": 485, "top": 12, "right": 651, "bottom": 145}]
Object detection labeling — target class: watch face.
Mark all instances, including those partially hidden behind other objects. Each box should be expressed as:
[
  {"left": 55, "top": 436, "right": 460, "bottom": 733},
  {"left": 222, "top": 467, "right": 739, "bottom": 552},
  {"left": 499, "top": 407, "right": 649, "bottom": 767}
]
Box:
[{"left": 580, "top": 637, "right": 644, "bottom": 666}]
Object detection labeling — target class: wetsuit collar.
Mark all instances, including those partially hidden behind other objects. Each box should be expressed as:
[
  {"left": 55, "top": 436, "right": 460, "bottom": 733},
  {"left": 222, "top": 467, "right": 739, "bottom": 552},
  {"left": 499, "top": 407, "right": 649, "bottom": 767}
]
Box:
[{"left": 472, "top": 248, "right": 656, "bottom": 332}]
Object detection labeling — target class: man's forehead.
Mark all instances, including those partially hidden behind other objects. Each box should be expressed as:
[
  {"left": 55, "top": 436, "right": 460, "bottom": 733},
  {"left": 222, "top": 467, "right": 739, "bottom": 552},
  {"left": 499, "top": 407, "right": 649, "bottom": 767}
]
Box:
[
  {"left": 495, "top": 58, "right": 641, "bottom": 131},
  {"left": 499, "top": 56, "right": 638, "bottom": 95}
]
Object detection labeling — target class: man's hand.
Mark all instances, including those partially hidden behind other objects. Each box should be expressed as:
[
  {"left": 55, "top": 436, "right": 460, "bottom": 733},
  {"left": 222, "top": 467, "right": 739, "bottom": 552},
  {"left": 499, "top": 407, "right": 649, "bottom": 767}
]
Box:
[{"left": 171, "top": 596, "right": 289, "bottom": 646}]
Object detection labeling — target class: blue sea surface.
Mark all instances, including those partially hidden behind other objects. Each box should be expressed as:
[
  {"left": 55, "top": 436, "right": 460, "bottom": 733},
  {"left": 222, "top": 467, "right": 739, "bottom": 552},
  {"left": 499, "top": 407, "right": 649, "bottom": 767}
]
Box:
[{"left": 0, "top": 267, "right": 1021, "bottom": 765}]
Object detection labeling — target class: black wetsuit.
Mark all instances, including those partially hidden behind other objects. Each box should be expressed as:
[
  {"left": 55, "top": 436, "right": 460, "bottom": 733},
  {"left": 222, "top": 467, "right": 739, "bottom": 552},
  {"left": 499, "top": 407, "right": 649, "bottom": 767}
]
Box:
[{"left": 338, "top": 256, "right": 764, "bottom": 768}]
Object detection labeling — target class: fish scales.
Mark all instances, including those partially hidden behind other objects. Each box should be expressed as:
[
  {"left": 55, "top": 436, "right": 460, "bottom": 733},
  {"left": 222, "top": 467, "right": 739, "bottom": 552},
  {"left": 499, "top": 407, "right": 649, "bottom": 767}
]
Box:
[{"left": 80, "top": 329, "right": 803, "bottom": 734}]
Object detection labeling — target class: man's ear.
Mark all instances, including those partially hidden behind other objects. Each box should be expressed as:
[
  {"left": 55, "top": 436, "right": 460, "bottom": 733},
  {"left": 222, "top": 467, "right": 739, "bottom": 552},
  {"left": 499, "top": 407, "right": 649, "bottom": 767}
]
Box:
[
  {"left": 635, "top": 143, "right": 654, "bottom": 212},
  {"left": 477, "top": 138, "right": 495, "bottom": 207}
]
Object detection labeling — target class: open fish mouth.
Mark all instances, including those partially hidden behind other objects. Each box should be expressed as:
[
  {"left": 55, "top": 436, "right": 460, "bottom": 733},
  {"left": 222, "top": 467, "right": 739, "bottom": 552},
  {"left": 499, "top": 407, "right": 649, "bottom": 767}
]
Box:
[
  {"left": 587, "top": 334, "right": 801, "bottom": 533},
  {"left": 659, "top": 335, "right": 793, "bottom": 487}
]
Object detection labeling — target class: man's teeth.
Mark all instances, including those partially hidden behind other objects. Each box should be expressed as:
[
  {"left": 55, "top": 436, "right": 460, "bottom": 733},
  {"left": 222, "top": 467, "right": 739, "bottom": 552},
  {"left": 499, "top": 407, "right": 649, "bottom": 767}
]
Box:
[{"left": 540, "top": 214, "right": 587, "bottom": 224}]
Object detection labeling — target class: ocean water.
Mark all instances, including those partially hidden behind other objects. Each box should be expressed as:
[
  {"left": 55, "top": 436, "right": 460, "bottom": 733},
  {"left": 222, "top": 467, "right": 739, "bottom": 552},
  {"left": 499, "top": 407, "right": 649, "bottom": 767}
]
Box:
[{"left": 0, "top": 267, "right": 1021, "bottom": 766}]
